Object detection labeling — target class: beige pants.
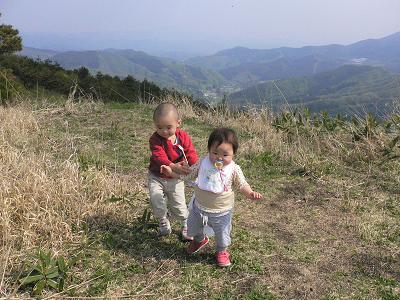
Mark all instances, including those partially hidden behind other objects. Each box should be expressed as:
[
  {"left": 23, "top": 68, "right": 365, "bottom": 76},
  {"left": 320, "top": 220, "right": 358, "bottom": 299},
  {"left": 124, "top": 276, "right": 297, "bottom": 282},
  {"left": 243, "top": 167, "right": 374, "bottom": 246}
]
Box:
[{"left": 148, "top": 172, "right": 188, "bottom": 221}]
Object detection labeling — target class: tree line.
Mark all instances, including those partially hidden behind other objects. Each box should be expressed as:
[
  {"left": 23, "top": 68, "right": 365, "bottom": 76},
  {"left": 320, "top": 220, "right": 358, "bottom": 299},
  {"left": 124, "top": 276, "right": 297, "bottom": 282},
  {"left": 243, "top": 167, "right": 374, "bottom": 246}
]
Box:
[{"left": 0, "top": 54, "right": 185, "bottom": 102}]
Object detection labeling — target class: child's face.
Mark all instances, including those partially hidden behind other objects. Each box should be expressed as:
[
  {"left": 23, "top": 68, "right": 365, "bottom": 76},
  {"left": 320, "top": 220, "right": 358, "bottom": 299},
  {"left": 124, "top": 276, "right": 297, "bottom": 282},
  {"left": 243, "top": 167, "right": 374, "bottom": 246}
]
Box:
[
  {"left": 154, "top": 112, "right": 181, "bottom": 140},
  {"left": 209, "top": 142, "right": 234, "bottom": 166}
]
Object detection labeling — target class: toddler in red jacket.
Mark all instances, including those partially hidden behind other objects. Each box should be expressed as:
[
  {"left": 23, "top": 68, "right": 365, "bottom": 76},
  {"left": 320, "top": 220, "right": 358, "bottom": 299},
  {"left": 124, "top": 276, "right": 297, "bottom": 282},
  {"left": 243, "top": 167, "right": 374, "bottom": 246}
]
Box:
[{"left": 148, "top": 102, "right": 198, "bottom": 239}]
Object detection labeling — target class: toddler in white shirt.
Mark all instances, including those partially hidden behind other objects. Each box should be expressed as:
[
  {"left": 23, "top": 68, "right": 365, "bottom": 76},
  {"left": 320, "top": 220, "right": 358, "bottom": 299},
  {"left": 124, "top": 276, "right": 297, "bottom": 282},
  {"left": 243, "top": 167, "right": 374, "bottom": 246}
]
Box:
[{"left": 161, "top": 127, "right": 262, "bottom": 267}]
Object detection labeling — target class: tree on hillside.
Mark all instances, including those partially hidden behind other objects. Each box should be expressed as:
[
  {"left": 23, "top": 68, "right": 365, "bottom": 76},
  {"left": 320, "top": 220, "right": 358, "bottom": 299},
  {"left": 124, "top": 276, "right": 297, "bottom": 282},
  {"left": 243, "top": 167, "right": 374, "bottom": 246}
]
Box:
[{"left": 0, "top": 13, "right": 22, "bottom": 56}]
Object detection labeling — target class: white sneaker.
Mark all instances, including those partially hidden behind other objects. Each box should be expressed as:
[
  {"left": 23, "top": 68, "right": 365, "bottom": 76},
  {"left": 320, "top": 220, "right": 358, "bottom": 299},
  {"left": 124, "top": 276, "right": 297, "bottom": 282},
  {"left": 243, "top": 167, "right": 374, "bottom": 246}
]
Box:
[{"left": 159, "top": 217, "right": 171, "bottom": 236}]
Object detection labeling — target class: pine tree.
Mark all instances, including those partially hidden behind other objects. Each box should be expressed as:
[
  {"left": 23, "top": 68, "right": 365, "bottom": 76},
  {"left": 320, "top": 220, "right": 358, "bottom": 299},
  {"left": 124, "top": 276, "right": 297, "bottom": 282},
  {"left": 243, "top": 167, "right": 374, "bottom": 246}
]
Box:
[{"left": 0, "top": 13, "right": 22, "bottom": 56}]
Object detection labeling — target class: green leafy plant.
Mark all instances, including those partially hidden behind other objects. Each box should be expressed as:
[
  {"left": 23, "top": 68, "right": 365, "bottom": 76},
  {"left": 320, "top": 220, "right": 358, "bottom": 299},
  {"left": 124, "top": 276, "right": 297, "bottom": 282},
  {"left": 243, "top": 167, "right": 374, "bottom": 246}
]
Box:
[
  {"left": 272, "top": 109, "right": 340, "bottom": 137},
  {"left": 321, "top": 111, "right": 337, "bottom": 132},
  {"left": 271, "top": 110, "right": 300, "bottom": 136},
  {"left": 351, "top": 113, "right": 380, "bottom": 141},
  {"left": 364, "top": 113, "right": 379, "bottom": 138},
  {"left": 19, "top": 250, "right": 80, "bottom": 295}
]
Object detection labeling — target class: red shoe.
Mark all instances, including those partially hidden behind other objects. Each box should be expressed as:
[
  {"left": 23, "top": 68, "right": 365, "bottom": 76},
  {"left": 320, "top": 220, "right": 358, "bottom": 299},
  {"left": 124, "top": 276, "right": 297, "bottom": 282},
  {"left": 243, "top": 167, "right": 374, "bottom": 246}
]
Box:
[
  {"left": 186, "top": 236, "right": 209, "bottom": 254},
  {"left": 216, "top": 251, "right": 231, "bottom": 267}
]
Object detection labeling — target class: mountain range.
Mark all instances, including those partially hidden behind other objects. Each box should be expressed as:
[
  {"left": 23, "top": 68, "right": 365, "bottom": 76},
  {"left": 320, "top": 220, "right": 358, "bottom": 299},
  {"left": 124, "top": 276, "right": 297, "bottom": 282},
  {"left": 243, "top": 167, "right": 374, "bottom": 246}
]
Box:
[
  {"left": 19, "top": 31, "right": 400, "bottom": 114},
  {"left": 185, "top": 32, "right": 400, "bottom": 85}
]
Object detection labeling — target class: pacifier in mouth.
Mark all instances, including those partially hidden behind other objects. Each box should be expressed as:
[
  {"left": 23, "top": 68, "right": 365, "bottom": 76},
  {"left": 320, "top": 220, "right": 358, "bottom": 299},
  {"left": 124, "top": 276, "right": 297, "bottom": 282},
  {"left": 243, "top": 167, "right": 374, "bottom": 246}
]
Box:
[{"left": 214, "top": 159, "right": 223, "bottom": 170}]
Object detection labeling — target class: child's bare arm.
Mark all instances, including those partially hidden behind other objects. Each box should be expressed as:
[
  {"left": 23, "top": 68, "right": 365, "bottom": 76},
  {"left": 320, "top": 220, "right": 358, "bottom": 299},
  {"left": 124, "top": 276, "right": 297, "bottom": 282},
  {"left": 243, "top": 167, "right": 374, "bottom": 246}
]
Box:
[
  {"left": 160, "top": 165, "right": 180, "bottom": 178},
  {"left": 170, "top": 161, "right": 191, "bottom": 175},
  {"left": 239, "top": 185, "right": 263, "bottom": 200},
  {"left": 161, "top": 161, "right": 199, "bottom": 181},
  {"left": 234, "top": 165, "right": 263, "bottom": 200}
]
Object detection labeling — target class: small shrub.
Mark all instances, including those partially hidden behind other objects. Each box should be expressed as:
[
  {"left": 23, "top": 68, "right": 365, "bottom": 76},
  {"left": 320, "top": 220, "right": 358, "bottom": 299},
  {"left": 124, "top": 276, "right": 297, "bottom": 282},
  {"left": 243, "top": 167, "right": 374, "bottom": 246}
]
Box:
[{"left": 19, "top": 249, "right": 81, "bottom": 296}]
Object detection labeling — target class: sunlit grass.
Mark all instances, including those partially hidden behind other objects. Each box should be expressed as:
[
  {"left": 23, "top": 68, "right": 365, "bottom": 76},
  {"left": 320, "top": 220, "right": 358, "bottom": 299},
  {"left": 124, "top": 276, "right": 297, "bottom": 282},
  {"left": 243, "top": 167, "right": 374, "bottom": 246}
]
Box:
[{"left": 1, "top": 97, "right": 399, "bottom": 298}]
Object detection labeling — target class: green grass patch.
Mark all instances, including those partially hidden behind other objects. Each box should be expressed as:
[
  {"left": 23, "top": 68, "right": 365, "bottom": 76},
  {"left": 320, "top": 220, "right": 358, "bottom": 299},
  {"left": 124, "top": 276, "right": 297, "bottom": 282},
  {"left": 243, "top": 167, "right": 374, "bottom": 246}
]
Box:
[
  {"left": 243, "top": 285, "right": 277, "bottom": 300},
  {"left": 240, "top": 151, "right": 287, "bottom": 180},
  {"left": 77, "top": 151, "right": 105, "bottom": 171},
  {"left": 182, "top": 117, "right": 214, "bottom": 140},
  {"left": 231, "top": 228, "right": 276, "bottom": 273}
]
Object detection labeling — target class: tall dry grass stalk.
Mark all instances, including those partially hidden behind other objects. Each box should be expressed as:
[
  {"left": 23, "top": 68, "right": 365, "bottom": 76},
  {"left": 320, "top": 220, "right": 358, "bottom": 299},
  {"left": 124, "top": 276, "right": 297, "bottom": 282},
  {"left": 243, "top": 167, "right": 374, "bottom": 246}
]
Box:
[{"left": 0, "top": 101, "right": 146, "bottom": 294}]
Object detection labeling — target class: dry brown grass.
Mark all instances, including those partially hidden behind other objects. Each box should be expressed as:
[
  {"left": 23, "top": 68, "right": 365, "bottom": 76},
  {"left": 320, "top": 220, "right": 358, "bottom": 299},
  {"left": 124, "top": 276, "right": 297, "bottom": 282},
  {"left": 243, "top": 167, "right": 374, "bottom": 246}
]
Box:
[{"left": 0, "top": 101, "right": 147, "bottom": 296}]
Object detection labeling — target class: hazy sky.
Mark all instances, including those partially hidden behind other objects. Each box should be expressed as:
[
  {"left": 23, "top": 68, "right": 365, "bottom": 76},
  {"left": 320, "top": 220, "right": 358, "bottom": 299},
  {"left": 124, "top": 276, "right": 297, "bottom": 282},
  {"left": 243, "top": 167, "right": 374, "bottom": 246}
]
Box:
[{"left": 1, "top": 0, "right": 399, "bottom": 53}]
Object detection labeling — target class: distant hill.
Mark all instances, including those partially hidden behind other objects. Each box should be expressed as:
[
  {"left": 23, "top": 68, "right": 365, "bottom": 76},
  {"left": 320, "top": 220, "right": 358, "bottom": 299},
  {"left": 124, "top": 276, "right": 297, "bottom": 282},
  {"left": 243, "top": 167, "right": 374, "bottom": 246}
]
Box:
[
  {"left": 186, "top": 32, "right": 400, "bottom": 85},
  {"left": 228, "top": 65, "right": 400, "bottom": 115},
  {"left": 28, "top": 48, "right": 226, "bottom": 96},
  {"left": 18, "top": 47, "right": 60, "bottom": 60},
  {"left": 220, "top": 55, "right": 345, "bottom": 86}
]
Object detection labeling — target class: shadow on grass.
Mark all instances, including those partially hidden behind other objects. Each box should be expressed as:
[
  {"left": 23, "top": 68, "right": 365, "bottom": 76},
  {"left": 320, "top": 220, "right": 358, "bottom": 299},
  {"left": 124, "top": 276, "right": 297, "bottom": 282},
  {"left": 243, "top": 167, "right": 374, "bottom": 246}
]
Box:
[{"left": 84, "top": 214, "right": 215, "bottom": 266}]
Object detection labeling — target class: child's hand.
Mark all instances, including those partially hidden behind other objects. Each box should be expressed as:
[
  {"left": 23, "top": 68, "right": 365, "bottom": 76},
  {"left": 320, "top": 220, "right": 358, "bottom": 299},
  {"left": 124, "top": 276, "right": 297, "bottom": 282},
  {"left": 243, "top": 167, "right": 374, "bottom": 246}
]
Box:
[
  {"left": 240, "top": 185, "right": 263, "bottom": 200},
  {"left": 249, "top": 191, "right": 263, "bottom": 200},
  {"left": 160, "top": 165, "right": 173, "bottom": 176},
  {"left": 171, "top": 161, "right": 192, "bottom": 175}
]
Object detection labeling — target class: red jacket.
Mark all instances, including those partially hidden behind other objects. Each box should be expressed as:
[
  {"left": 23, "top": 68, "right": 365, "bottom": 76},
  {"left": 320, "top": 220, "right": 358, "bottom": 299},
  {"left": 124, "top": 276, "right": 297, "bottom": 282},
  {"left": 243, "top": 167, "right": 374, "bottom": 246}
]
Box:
[{"left": 148, "top": 128, "right": 198, "bottom": 178}]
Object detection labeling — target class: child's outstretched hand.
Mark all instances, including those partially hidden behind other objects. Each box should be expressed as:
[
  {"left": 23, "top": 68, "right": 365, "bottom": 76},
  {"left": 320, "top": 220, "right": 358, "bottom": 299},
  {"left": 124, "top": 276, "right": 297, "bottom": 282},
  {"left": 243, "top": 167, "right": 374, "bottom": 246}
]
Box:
[
  {"left": 240, "top": 185, "right": 263, "bottom": 200},
  {"left": 249, "top": 191, "right": 263, "bottom": 200}
]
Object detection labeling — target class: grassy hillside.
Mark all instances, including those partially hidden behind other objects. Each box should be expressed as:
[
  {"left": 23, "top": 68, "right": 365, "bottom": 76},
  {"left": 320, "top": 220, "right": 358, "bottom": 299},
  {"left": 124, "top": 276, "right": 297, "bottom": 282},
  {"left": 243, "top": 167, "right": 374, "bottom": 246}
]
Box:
[
  {"left": 1, "top": 95, "right": 399, "bottom": 299},
  {"left": 228, "top": 65, "right": 400, "bottom": 115}
]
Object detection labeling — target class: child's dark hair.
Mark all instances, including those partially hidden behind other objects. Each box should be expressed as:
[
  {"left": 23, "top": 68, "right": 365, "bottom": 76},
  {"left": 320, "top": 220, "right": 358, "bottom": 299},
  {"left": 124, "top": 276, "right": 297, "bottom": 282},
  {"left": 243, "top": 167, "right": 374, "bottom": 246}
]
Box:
[{"left": 208, "top": 128, "right": 239, "bottom": 154}]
